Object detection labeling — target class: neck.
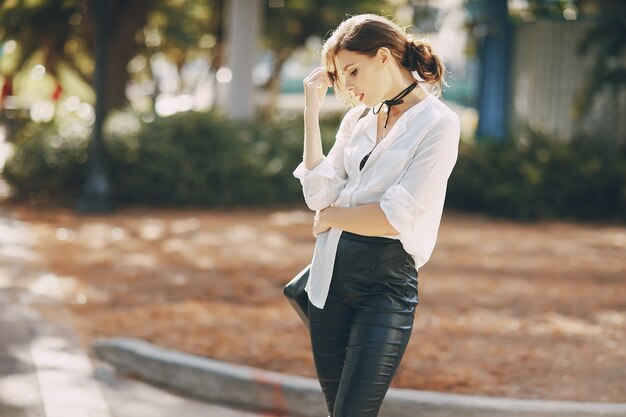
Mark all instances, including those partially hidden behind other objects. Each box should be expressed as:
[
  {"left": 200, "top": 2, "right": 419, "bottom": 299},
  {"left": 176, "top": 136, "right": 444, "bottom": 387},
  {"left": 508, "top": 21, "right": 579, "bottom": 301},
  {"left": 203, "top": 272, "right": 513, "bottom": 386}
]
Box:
[
  {"left": 385, "top": 83, "right": 425, "bottom": 116},
  {"left": 384, "top": 73, "right": 417, "bottom": 100}
]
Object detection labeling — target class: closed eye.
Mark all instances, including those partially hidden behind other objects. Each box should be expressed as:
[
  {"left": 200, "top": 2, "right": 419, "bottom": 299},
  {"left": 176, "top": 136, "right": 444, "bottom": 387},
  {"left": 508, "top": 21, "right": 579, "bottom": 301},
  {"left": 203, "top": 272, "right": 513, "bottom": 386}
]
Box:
[{"left": 350, "top": 69, "right": 358, "bottom": 77}]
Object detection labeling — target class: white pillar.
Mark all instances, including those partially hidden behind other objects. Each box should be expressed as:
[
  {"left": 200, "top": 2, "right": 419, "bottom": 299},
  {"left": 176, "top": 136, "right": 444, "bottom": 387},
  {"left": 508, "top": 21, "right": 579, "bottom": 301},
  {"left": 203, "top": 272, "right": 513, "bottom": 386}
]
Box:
[{"left": 224, "top": 0, "right": 261, "bottom": 120}]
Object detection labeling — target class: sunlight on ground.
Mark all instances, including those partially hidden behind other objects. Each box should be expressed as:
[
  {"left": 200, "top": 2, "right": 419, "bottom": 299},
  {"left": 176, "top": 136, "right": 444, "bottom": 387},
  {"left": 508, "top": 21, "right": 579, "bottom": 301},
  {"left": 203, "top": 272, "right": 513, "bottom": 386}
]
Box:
[
  {"left": 28, "top": 273, "right": 79, "bottom": 300},
  {"left": 268, "top": 210, "right": 310, "bottom": 226},
  {"left": 5, "top": 206, "right": 625, "bottom": 401},
  {"left": 0, "top": 218, "right": 39, "bottom": 263},
  {"left": 0, "top": 373, "right": 40, "bottom": 409},
  {"left": 30, "top": 336, "right": 111, "bottom": 416},
  {"left": 51, "top": 212, "right": 315, "bottom": 270}
]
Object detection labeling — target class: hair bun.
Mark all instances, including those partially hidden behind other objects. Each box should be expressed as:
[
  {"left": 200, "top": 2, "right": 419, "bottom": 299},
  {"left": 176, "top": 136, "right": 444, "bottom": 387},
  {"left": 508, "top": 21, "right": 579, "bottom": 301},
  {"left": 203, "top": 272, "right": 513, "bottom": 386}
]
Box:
[
  {"left": 403, "top": 39, "right": 442, "bottom": 87},
  {"left": 402, "top": 40, "right": 420, "bottom": 71},
  {"left": 404, "top": 39, "right": 433, "bottom": 70}
]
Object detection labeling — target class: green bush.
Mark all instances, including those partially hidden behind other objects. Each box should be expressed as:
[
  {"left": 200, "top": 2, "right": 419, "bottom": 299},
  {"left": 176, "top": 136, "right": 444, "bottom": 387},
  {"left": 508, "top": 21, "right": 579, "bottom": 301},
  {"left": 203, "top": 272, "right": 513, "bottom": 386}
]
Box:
[
  {"left": 108, "top": 111, "right": 280, "bottom": 206},
  {"left": 4, "top": 111, "right": 625, "bottom": 223},
  {"left": 3, "top": 110, "right": 339, "bottom": 207},
  {"left": 447, "top": 134, "right": 626, "bottom": 222},
  {"left": 3, "top": 121, "right": 90, "bottom": 204}
]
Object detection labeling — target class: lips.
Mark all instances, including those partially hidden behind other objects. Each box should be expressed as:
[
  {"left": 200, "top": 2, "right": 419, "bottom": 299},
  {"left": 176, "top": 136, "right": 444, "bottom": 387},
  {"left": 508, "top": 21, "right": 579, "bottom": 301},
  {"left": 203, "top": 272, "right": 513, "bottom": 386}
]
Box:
[{"left": 357, "top": 93, "right": 364, "bottom": 102}]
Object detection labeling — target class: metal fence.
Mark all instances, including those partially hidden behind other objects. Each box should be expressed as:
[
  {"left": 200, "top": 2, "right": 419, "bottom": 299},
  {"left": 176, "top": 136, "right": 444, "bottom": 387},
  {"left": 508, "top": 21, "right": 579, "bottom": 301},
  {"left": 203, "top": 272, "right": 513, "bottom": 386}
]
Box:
[{"left": 509, "top": 20, "right": 626, "bottom": 143}]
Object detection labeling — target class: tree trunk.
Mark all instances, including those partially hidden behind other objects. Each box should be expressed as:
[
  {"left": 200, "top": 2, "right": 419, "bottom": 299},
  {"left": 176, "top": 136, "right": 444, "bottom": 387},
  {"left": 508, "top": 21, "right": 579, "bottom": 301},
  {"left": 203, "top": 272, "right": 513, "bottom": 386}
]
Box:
[
  {"left": 104, "top": 0, "right": 153, "bottom": 112},
  {"left": 259, "top": 47, "right": 291, "bottom": 120}
]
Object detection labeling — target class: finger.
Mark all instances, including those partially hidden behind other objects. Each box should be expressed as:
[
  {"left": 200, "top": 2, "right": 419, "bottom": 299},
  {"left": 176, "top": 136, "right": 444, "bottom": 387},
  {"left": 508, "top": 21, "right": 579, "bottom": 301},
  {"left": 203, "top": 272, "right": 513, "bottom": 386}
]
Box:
[
  {"left": 304, "top": 67, "right": 326, "bottom": 83},
  {"left": 305, "top": 72, "right": 331, "bottom": 88},
  {"left": 311, "top": 66, "right": 326, "bottom": 75},
  {"left": 305, "top": 78, "right": 329, "bottom": 90},
  {"left": 317, "top": 73, "right": 333, "bottom": 88}
]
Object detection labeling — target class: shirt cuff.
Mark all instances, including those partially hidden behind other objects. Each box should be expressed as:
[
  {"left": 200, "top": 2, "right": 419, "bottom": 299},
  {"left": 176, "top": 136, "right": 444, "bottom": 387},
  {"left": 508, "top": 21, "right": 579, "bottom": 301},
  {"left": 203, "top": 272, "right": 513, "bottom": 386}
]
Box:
[
  {"left": 379, "top": 184, "right": 428, "bottom": 243},
  {"left": 293, "top": 157, "right": 335, "bottom": 180}
]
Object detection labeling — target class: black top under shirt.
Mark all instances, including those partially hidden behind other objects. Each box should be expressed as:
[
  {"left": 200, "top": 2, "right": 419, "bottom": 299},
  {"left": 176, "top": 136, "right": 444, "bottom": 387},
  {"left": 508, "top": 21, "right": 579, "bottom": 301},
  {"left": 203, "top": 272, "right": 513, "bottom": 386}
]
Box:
[{"left": 359, "top": 150, "right": 373, "bottom": 171}]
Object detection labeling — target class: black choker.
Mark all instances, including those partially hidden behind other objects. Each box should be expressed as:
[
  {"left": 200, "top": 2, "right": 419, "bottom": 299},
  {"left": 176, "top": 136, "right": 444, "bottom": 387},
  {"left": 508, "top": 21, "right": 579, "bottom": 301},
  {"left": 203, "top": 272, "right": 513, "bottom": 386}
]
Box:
[{"left": 373, "top": 81, "right": 418, "bottom": 129}]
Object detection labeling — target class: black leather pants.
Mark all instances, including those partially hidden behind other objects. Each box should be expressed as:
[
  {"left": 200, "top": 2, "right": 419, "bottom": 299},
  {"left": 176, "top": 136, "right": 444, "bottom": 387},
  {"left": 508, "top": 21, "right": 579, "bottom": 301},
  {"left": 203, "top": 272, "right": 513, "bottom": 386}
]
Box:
[{"left": 308, "top": 231, "right": 418, "bottom": 417}]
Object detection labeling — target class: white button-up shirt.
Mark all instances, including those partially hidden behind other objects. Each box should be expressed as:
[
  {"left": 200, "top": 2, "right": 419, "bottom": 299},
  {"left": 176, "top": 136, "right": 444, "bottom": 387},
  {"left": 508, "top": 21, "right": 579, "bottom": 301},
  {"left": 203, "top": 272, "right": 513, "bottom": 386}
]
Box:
[{"left": 293, "top": 93, "right": 460, "bottom": 309}]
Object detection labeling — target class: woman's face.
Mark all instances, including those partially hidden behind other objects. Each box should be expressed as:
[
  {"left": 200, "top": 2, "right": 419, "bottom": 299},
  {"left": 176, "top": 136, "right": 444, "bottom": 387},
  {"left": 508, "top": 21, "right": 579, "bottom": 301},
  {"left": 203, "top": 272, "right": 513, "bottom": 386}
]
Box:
[{"left": 334, "top": 48, "right": 390, "bottom": 107}]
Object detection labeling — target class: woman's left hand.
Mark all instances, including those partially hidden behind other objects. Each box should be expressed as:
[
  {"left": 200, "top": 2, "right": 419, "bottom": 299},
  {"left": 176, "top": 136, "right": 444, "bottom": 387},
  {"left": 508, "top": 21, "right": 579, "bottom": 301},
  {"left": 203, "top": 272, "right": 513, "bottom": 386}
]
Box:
[{"left": 313, "top": 208, "right": 332, "bottom": 237}]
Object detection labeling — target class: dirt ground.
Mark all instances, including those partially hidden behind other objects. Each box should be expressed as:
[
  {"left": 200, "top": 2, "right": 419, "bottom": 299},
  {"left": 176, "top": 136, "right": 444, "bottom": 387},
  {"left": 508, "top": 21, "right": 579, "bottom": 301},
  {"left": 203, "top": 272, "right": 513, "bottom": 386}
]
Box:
[{"left": 9, "top": 204, "right": 626, "bottom": 403}]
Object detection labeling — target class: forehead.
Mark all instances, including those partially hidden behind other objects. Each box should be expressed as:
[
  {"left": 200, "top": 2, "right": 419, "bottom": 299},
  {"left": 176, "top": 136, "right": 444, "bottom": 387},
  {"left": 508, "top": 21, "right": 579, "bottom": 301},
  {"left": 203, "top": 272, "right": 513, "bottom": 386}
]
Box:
[{"left": 334, "top": 49, "right": 369, "bottom": 71}]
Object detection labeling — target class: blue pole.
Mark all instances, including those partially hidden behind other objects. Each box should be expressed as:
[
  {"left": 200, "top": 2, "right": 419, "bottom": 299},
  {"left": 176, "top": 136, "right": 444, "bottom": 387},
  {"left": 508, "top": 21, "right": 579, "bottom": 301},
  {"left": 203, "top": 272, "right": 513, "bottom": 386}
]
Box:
[{"left": 476, "top": 1, "right": 511, "bottom": 141}]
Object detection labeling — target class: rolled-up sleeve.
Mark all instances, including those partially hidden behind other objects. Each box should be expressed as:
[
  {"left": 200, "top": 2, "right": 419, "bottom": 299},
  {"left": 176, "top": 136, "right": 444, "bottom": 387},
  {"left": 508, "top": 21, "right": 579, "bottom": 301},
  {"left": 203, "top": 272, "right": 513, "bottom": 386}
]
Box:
[
  {"left": 293, "top": 106, "right": 365, "bottom": 211},
  {"left": 379, "top": 115, "right": 460, "bottom": 265}
]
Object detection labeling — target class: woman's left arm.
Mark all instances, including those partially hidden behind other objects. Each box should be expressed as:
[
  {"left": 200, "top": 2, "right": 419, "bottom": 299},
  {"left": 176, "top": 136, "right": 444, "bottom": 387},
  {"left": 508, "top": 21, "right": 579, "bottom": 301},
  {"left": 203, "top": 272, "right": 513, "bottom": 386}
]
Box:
[
  {"left": 313, "top": 204, "right": 397, "bottom": 237},
  {"left": 314, "top": 114, "right": 460, "bottom": 239}
]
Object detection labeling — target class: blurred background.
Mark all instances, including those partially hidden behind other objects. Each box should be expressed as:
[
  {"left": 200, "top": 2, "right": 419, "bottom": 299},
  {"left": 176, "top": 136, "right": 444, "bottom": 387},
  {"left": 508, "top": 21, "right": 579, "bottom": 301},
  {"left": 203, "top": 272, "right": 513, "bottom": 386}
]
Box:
[
  {"left": 0, "top": 0, "right": 624, "bottom": 218},
  {"left": 0, "top": 0, "right": 625, "bottom": 416}
]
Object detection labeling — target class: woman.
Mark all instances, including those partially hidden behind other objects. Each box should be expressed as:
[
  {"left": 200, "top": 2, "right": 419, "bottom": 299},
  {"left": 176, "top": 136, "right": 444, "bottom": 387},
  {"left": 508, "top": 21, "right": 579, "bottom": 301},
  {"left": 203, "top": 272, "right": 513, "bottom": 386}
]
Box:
[{"left": 293, "top": 14, "right": 460, "bottom": 417}]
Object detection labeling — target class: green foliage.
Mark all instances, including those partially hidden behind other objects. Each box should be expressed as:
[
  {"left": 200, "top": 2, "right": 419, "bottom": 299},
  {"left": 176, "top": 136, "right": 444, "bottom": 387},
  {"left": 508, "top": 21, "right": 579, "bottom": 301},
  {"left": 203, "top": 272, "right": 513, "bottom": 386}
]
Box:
[
  {"left": 3, "top": 110, "right": 338, "bottom": 207},
  {"left": 3, "top": 121, "right": 89, "bottom": 204},
  {"left": 5, "top": 113, "right": 626, "bottom": 223},
  {"left": 0, "top": 0, "right": 221, "bottom": 111},
  {"left": 107, "top": 110, "right": 305, "bottom": 206},
  {"left": 1, "top": 0, "right": 392, "bottom": 113},
  {"left": 264, "top": 0, "right": 386, "bottom": 49},
  {"left": 447, "top": 134, "right": 626, "bottom": 222}
]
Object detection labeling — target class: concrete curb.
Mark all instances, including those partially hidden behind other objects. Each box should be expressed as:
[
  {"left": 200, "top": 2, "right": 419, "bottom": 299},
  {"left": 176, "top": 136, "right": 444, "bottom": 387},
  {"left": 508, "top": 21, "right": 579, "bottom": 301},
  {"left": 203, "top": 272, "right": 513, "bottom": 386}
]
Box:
[{"left": 92, "top": 338, "right": 626, "bottom": 417}]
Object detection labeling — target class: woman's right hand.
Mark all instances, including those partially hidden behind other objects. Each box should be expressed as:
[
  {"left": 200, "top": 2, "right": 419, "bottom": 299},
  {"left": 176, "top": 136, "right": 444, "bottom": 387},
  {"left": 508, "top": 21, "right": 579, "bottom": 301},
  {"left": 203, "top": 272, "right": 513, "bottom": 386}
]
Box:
[{"left": 303, "top": 66, "right": 333, "bottom": 114}]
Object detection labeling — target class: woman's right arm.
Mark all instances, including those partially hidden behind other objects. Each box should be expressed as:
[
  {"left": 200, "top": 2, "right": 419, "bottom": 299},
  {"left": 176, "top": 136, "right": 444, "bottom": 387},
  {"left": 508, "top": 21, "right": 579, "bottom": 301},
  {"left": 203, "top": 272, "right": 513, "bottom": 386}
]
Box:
[
  {"left": 294, "top": 106, "right": 363, "bottom": 211},
  {"left": 303, "top": 110, "right": 324, "bottom": 170},
  {"left": 293, "top": 67, "right": 358, "bottom": 211},
  {"left": 303, "top": 67, "right": 331, "bottom": 170}
]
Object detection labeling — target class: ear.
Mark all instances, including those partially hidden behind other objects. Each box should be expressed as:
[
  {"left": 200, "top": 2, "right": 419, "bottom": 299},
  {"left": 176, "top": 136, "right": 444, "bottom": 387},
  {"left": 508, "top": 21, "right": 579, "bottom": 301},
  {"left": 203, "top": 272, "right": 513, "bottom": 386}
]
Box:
[{"left": 376, "top": 47, "right": 391, "bottom": 65}]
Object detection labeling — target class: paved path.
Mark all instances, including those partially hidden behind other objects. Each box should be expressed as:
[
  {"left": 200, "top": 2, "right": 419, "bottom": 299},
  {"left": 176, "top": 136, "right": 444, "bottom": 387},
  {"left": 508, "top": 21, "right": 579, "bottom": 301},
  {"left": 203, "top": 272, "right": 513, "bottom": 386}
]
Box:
[{"left": 0, "top": 207, "right": 279, "bottom": 417}]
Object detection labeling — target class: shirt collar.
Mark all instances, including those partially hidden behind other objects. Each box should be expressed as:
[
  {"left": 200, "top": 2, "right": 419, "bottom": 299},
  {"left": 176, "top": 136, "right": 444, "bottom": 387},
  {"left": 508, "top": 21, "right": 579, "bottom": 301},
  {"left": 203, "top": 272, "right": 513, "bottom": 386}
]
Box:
[{"left": 361, "top": 93, "right": 434, "bottom": 145}]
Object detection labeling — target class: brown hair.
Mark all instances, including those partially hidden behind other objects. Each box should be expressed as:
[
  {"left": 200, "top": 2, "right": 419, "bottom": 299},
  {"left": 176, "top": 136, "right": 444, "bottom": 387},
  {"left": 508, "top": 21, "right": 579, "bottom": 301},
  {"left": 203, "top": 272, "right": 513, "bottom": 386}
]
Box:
[{"left": 322, "top": 14, "right": 446, "bottom": 107}]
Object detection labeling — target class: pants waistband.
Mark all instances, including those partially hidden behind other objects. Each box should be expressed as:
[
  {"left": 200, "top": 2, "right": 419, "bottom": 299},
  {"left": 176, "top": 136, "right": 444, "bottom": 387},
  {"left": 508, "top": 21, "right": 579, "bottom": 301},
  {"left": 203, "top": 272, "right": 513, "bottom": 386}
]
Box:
[{"left": 340, "top": 231, "right": 399, "bottom": 244}]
